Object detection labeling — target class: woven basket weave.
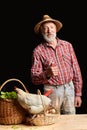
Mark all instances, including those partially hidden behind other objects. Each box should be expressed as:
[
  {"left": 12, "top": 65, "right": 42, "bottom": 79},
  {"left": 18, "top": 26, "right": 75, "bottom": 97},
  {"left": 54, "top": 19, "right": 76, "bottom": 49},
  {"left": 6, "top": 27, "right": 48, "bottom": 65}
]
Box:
[
  {"left": 27, "top": 113, "right": 59, "bottom": 126},
  {"left": 0, "top": 78, "right": 28, "bottom": 125}
]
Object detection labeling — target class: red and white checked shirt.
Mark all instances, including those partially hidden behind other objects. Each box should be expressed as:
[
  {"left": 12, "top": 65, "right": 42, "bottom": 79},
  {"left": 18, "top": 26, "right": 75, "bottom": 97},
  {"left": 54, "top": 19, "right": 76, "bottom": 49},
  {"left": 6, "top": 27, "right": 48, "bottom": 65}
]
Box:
[{"left": 31, "top": 38, "right": 83, "bottom": 96}]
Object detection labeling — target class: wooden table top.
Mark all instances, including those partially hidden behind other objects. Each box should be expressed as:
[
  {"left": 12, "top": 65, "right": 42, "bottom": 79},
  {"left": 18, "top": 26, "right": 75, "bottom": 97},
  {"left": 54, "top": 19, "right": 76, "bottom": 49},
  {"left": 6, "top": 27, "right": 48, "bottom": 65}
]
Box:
[{"left": 0, "top": 114, "right": 87, "bottom": 130}]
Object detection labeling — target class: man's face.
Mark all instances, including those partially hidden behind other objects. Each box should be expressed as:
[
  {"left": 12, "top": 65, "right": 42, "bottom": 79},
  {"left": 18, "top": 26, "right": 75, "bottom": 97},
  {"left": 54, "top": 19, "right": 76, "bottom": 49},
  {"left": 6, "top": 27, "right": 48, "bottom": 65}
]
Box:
[{"left": 41, "top": 22, "right": 57, "bottom": 42}]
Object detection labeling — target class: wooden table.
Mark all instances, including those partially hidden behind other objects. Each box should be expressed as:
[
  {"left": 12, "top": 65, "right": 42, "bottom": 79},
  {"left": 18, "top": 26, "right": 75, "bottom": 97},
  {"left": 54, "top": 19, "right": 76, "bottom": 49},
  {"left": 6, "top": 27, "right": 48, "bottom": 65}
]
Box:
[{"left": 0, "top": 114, "right": 87, "bottom": 130}]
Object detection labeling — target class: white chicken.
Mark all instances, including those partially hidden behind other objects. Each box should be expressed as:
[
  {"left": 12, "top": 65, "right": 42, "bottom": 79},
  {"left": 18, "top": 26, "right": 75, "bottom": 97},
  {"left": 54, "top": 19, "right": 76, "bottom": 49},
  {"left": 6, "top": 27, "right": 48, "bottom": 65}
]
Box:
[{"left": 14, "top": 87, "right": 51, "bottom": 114}]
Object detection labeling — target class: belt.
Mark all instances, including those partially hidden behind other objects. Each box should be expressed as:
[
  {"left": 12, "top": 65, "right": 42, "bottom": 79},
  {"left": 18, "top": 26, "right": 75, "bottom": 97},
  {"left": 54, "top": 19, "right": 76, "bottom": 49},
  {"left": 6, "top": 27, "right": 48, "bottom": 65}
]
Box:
[{"left": 45, "top": 80, "right": 72, "bottom": 87}]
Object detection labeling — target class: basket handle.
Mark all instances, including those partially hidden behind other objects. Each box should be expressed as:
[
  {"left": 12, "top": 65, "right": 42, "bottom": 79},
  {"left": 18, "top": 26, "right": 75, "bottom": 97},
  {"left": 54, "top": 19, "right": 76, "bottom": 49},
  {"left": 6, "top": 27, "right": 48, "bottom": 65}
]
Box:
[
  {"left": 0, "top": 78, "right": 28, "bottom": 92},
  {"left": 37, "top": 89, "right": 46, "bottom": 115}
]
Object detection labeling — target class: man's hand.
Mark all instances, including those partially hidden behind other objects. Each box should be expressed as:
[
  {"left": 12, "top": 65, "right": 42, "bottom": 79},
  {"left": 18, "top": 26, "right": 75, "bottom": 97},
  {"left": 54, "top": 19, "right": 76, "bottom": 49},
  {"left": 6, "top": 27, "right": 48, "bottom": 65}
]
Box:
[
  {"left": 46, "top": 63, "right": 58, "bottom": 78},
  {"left": 74, "top": 96, "right": 82, "bottom": 107}
]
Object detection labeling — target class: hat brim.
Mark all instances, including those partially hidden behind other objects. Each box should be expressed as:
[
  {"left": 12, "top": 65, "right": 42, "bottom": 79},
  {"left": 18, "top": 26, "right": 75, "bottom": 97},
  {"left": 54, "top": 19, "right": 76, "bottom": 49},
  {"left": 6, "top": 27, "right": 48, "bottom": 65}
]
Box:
[{"left": 34, "top": 19, "right": 63, "bottom": 34}]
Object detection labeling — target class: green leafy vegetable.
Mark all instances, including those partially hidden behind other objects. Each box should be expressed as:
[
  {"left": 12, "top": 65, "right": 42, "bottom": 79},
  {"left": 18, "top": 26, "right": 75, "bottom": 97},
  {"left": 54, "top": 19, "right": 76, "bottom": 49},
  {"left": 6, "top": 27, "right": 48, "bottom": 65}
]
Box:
[{"left": 0, "top": 91, "right": 17, "bottom": 99}]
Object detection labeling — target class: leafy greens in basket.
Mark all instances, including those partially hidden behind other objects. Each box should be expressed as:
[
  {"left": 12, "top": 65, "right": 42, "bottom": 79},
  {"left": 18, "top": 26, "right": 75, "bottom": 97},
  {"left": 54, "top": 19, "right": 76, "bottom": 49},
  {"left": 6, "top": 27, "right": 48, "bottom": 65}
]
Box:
[{"left": 0, "top": 91, "right": 17, "bottom": 99}]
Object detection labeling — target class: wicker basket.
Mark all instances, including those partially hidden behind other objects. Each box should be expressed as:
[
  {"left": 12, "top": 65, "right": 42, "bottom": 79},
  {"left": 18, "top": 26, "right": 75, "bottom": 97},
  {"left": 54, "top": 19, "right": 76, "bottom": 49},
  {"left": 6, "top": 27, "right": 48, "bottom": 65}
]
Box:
[
  {"left": 26, "top": 90, "right": 60, "bottom": 126},
  {"left": 0, "top": 78, "right": 28, "bottom": 125},
  {"left": 27, "top": 113, "right": 59, "bottom": 126}
]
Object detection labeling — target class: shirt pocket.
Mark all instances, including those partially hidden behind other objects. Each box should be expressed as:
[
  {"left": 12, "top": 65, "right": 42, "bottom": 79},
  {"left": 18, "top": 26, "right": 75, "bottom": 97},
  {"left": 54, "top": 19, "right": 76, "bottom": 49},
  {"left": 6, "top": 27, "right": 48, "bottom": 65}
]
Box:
[{"left": 62, "top": 54, "right": 72, "bottom": 67}]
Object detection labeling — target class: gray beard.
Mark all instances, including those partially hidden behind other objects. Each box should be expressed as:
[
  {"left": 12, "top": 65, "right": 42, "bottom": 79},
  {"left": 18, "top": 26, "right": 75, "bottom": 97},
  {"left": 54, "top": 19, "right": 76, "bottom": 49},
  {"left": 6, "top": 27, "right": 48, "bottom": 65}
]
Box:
[{"left": 42, "top": 33, "right": 56, "bottom": 42}]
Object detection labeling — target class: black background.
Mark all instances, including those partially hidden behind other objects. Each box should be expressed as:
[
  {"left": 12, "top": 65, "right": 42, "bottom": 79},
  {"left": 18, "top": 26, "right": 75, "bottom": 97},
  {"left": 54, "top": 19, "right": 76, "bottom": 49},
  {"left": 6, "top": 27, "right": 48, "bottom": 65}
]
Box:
[{"left": 0, "top": 1, "right": 87, "bottom": 114}]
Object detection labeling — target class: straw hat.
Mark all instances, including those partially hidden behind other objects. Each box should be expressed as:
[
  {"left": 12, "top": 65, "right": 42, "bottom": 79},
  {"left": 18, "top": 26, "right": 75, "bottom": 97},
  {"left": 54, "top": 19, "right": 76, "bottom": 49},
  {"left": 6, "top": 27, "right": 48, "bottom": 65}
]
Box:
[{"left": 34, "top": 14, "right": 63, "bottom": 34}]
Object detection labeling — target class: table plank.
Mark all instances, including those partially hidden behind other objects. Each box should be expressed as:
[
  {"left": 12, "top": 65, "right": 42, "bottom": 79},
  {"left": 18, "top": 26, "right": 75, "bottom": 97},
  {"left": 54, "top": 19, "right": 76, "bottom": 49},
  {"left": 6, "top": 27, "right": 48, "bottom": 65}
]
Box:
[{"left": 0, "top": 114, "right": 87, "bottom": 130}]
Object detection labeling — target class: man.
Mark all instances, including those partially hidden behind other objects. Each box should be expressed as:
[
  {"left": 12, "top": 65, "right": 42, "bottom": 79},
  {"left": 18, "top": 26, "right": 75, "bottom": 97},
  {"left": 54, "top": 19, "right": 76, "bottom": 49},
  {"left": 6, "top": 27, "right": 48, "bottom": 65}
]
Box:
[{"left": 31, "top": 14, "right": 83, "bottom": 114}]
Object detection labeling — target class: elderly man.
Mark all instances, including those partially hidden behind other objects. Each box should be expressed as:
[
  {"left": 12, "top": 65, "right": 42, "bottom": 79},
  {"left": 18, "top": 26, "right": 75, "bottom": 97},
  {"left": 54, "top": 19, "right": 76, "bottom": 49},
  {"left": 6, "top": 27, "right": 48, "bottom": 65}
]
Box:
[{"left": 31, "top": 14, "right": 83, "bottom": 114}]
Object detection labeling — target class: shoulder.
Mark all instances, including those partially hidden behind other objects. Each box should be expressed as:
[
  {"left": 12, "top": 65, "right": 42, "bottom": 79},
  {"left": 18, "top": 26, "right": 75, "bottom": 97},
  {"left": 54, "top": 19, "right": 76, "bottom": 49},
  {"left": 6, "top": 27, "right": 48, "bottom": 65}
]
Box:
[
  {"left": 32, "top": 43, "right": 44, "bottom": 54},
  {"left": 58, "top": 38, "right": 73, "bottom": 48},
  {"left": 59, "top": 38, "right": 71, "bottom": 45}
]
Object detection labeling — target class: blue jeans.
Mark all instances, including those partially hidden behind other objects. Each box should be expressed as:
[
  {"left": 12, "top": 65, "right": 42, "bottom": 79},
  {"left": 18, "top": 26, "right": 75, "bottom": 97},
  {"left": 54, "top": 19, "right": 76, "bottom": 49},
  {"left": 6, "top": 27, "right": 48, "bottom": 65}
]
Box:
[{"left": 44, "top": 81, "right": 76, "bottom": 114}]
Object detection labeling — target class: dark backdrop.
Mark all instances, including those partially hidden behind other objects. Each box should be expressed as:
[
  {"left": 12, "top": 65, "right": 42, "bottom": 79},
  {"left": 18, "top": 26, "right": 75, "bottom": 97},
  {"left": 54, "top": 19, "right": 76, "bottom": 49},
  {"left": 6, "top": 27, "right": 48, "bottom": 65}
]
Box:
[{"left": 0, "top": 1, "right": 87, "bottom": 114}]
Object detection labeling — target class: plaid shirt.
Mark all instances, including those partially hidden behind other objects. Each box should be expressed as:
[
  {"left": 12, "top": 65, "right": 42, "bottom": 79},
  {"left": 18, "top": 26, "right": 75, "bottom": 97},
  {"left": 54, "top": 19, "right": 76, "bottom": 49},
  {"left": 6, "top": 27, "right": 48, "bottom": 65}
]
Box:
[{"left": 31, "top": 38, "right": 83, "bottom": 96}]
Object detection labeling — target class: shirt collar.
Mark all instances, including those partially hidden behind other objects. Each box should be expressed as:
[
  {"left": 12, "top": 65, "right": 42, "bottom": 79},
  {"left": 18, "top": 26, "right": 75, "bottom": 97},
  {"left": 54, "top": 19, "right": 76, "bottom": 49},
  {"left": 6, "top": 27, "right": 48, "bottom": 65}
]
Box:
[{"left": 43, "top": 37, "right": 61, "bottom": 47}]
